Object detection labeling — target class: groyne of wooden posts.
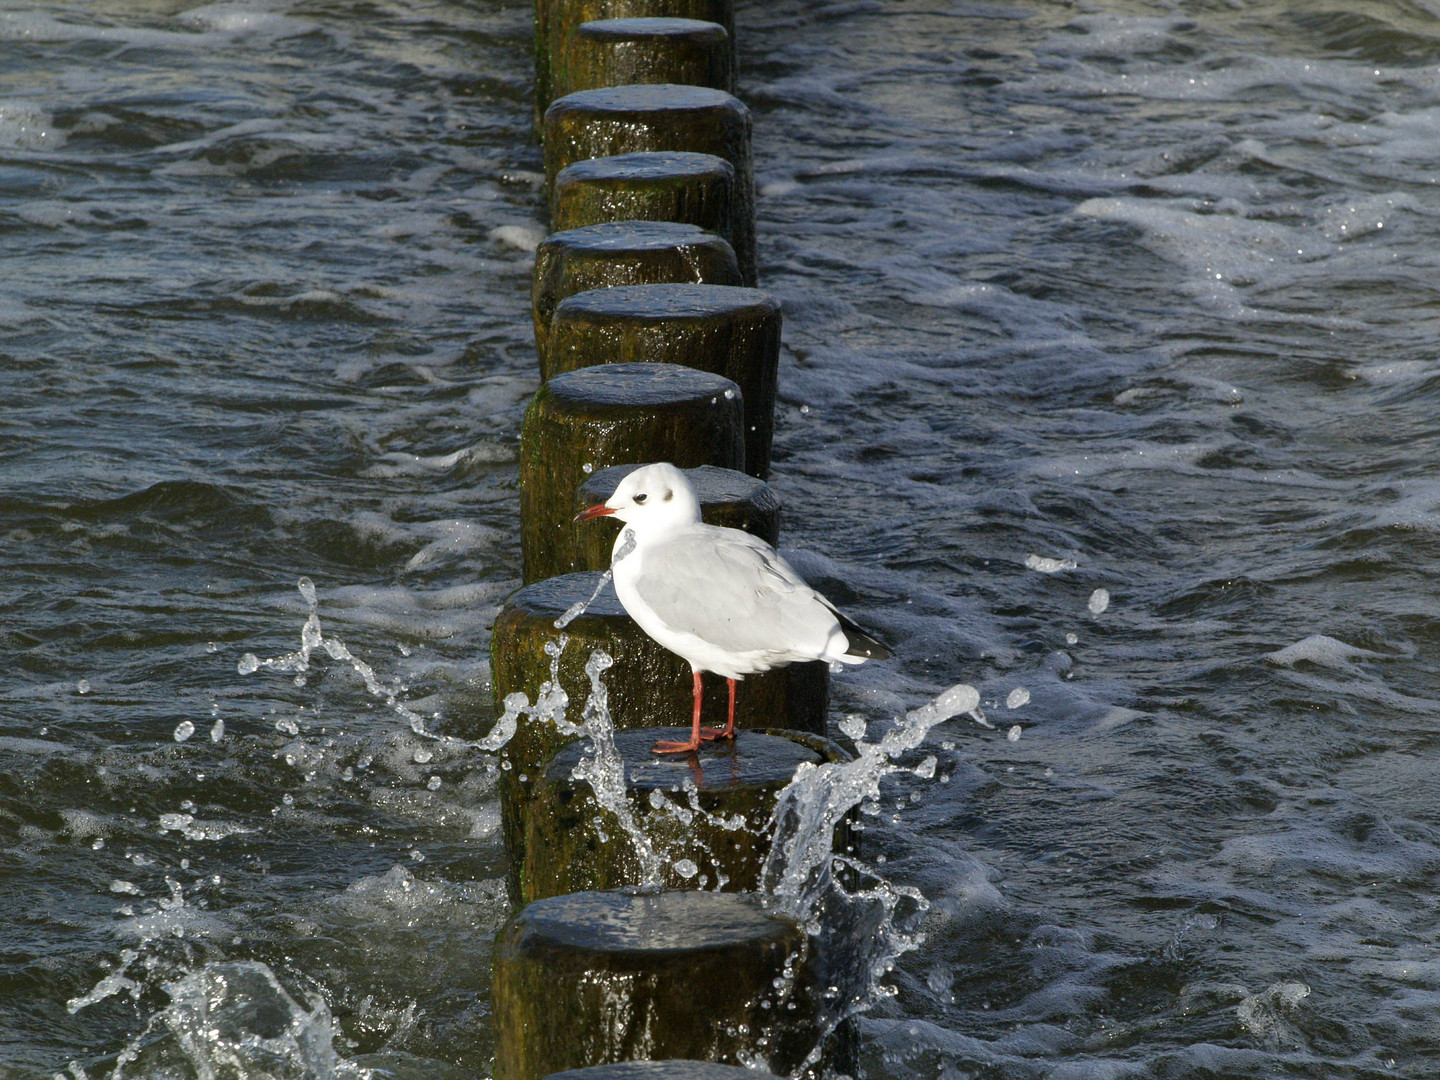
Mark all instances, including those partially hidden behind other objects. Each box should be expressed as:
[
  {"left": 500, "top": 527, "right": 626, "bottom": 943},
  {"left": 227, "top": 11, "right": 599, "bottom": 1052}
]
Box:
[{"left": 482, "top": 4, "right": 867, "bottom": 1077}]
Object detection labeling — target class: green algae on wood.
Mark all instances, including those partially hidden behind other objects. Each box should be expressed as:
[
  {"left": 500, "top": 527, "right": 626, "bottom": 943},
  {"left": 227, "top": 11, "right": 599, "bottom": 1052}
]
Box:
[
  {"left": 552, "top": 152, "right": 736, "bottom": 257},
  {"left": 532, "top": 221, "right": 743, "bottom": 372},
  {"left": 491, "top": 890, "right": 817, "bottom": 1080},
  {"left": 522, "top": 727, "right": 852, "bottom": 903},
  {"left": 554, "top": 18, "right": 732, "bottom": 104},
  {"left": 532, "top": 0, "right": 735, "bottom": 135},
  {"left": 548, "top": 283, "right": 780, "bottom": 476},
  {"left": 518, "top": 362, "right": 744, "bottom": 583},
  {"left": 543, "top": 85, "right": 755, "bottom": 283}
]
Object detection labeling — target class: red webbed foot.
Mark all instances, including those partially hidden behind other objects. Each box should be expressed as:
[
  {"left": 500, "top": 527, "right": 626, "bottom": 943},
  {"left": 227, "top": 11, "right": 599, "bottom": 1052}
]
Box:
[{"left": 651, "top": 737, "right": 703, "bottom": 754}]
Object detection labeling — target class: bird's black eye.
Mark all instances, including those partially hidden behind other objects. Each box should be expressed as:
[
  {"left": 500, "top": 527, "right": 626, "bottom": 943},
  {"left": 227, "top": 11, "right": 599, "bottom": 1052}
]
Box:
[{"left": 634, "top": 492, "right": 648, "bottom": 504}]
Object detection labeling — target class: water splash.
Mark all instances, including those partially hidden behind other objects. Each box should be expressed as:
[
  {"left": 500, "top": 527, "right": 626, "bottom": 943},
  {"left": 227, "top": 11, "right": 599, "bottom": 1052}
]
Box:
[
  {"left": 161, "top": 962, "right": 345, "bottom": 1080},
  {"left": 555, "top": 569, "right": 611, "bottom": 630},
  {"left": 235, "top": 575, "right": 986, "bottom": 1072},
  {"left": 760, "top": 683, "right": 981, "bottom": 1065},
  {"left": 565, "top": 649, "right": 665, "bottom": 885},
  {"left": 239, "top": 578, "right": 454, "bottom": 745}
]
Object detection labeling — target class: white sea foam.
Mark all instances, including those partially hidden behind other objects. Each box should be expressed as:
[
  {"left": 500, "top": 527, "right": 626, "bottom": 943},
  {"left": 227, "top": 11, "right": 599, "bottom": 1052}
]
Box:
[
  {"left": 361, "top": 443, "right": 517, "bottom": 478},
  {"left": 489, "top": 224, "right": 545, "bottom": 252},
  {"left": 0, "top": 100, "right": 61, "bottom": 149},
  {"left": 1264, "top": 634, "right": 1387, "bottom": 670},
  {"left": 177, "top": 4, "right": 307, "bottom": 39}
]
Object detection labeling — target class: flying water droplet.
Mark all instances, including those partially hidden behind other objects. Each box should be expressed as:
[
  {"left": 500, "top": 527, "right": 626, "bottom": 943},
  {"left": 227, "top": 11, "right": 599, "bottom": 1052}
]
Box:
[
  {"left": 839, "top": 714, "right": 867, "bottom": 741},
  {"left": 1025, "top": 554, "right": 1077, "bottom": 573}
]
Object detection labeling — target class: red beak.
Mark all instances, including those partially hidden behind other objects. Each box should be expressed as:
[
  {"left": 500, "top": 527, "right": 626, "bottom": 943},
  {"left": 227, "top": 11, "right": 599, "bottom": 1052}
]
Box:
[{"left": 574, "top": 503, "right": 616, "bottom": 523}]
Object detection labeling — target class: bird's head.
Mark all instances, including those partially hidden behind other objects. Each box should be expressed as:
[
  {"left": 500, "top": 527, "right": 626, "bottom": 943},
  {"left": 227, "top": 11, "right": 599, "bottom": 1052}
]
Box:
[{"left": 574, "top": 462, "right": 702, "bottom": 530}]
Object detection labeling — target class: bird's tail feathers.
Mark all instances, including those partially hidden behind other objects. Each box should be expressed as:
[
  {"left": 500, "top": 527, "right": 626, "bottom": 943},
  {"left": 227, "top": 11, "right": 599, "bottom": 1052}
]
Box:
[{"left": 837, "top": 611, "right": 893, "bottom": 661}]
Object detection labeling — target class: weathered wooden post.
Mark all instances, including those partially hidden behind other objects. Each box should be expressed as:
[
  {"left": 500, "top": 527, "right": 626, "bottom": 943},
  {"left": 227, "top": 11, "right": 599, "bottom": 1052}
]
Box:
[
  {"left": 548, "top": 283, "right": 780, "bottom": 476},
  {"left": 541, "top": 1062, "right": 783, "bottom": 1080},
  {"left": 533, "top": 221, "right": 743, "bottom": 371},
  {"left": 576, "top": 462, "right": 777, "bottom": 568},
  {"left": 552, "top": 151, "right": 736, "bottom": 252},
  {"left": 543, "top": 85, "right": 755, "bottom": 284},
  {"left": 492, "top": 890, "right": 820, "bottom": 1080},
  {"left": 522, "top": 728, "right": 850, "bottom": 901},
  {"left": 518, "top": 362, "right": 744, "bottom": 583},
  {"left": 532, "top": 0, "right": 735, "bottom": 133},
  {"left": 553, "top": 17, "right": 732, "bottom": 103},
  {"left": 490, "top": 570, "right": 829, "bottom": 901}
]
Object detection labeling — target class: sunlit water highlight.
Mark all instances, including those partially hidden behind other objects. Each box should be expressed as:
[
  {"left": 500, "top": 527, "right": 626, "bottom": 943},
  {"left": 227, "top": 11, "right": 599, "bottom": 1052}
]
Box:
[{"left": 7, "top": 0, "right": 1440, "bottom": 1078}]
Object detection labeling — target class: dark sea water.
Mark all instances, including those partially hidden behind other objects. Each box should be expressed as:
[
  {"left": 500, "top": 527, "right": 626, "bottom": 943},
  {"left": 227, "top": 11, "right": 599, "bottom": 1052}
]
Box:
[{"left": 5, "top": 0, "right": 1440, "bottom": 1077}]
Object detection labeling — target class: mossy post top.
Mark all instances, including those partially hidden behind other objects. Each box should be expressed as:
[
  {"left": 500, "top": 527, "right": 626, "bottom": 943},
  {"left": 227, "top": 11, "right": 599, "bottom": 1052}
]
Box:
[
  {"left": 542, "top": 360, "right": 742, "bottom": 413},
  {"left": 547, "top": 82, "right": 742, "bottom": 118},
  {"left": 577, "top": 16, "right": 729, "bottom": 43},
  {"left": 510, "top": 889, "right": 799, "bottom": 953},
  {"left": 545, "top": 728, "right": 827, "bottom": 794},
  {"left": 556, "top": 150, "right": 736, "bottom": 188},
  {"left": 538, "top": 219, "right": 732, "bottom": 256},
  {"left": 553, "top": 282, "right": 776, "bottom": 324},
  {"left": 543, "top": 1061, "right": 784, "bottom": 1080}
]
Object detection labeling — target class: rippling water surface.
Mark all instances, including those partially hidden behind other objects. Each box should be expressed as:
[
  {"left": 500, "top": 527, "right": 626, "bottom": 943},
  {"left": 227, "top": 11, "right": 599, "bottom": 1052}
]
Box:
[{"left": 5, "top": 0, "right": 1440, "bottom": 1077}]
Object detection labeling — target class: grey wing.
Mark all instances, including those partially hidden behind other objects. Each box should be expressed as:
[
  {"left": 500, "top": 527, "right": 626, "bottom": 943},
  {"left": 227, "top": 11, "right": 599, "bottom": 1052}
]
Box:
[{"left": 634, "top": 528, "right": 839, "bottom": 657}]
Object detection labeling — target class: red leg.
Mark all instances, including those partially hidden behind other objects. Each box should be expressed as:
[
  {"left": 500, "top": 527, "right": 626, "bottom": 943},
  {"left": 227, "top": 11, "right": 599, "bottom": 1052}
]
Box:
[
  {"left": 704, "top": 678, "right": 738, "bottom": 740},
  {"left": 653, "top": 670, "right": 707, "bottom": 753}
]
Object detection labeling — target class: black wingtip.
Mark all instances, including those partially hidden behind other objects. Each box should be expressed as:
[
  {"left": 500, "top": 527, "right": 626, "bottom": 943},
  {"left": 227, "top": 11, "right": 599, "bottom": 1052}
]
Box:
[{"left": 837, "top": 610, "right": 893, "bottom": 660}]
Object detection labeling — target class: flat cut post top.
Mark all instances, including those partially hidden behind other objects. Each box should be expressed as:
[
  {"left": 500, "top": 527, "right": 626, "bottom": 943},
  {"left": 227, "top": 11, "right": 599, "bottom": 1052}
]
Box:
[
  {"left": 516, "top": 889, "right": 797, "bottom": 953},
  {"left": 544, "top": 1061, "right": 783, "bottom": 1080},
  {"left": 556, "top": 283, "right": 774, "bottom": 321},
  {"left": 578, "top": 17, "right": 729, "bottom": 42},
  {"left": 546, "top": 728, "right": 823, "bottom": 791},
  {"left": 541, "top": 220, "right": 730, "bottom": 254},
  {"left": 548, "top": 83, "right": 742, "bottom": 116},
  {"left": 558, "top": 151, "right": 734, "bottom": 184},
  {"left": 544, "top": 362, "right": 740, "bottom": 410}
]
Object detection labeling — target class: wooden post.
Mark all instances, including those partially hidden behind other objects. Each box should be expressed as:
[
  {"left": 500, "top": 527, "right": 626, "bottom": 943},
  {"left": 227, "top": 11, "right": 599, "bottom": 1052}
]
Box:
[
  {"left": 532, "top": 0, "right": 735, "bottom": 134},
  {"left": 519, "top": 362, "right": 745, "bottom": 583},
  {"left": 548, "top": 283, "right": 780, "bottom": 476},
  {"left": 553, "top": 18, "right": 732, "bottom": 103},
  {"left": 533, "top": 221, "right": 743, "bottom": 372},
  {"left": 552, "top": 151, "right": 736, "bottom": 254},
  {"left": 492, "top": 890, "right": 819, "bottom": 1080},
  {"left": 543, "top": 85, "right": 755, "bottom": 284},
  {"left": 577, "top": 462, "right": 778, "bottom": 565},
  {"left": 490, "top": 571, "right": 830, "bottom": 901},
  {"left": 522, "top": 728, "right": 851, "bottom": 902},
  {"left": 540, "top": 1061, "right": 783, "bottom": 1080}
]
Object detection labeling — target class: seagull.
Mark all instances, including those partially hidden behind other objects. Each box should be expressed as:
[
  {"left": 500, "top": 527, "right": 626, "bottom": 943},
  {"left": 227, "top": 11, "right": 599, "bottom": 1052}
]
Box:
[{"left": 575, "top": 462, "right": 891, "bottom": 753}]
